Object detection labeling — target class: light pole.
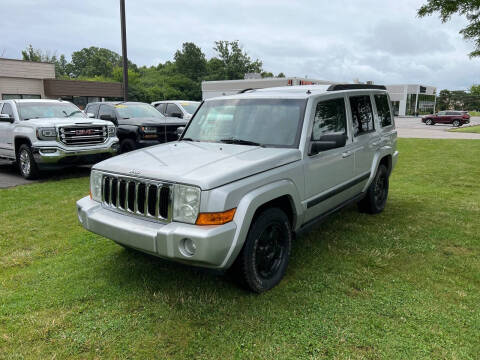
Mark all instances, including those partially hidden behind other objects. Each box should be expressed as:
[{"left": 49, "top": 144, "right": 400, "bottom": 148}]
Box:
[{"left": 120, "top": 0, "right": 128, "bottom": 101}]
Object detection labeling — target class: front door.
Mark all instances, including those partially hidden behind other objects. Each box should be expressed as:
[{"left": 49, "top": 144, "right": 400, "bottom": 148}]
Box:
[
  {"left": 303, "top": 96, "right": 355, "bottom": 222},
  {"left": 0, "top": 103, "right": 16, "bottom": 158}
]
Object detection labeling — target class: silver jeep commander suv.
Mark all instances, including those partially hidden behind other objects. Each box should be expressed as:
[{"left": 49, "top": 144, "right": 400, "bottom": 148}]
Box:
[{"left": 77, "top": 84, "right": 398, "bottom": 292}]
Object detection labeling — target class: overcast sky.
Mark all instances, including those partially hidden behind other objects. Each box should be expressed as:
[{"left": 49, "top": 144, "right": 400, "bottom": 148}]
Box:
[{"left": 1, "top": 0, "right": 479, "bottom": 90}]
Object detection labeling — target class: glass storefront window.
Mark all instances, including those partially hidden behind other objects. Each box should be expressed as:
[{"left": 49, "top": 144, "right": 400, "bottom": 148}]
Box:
[
  {"left": 405, "top": 94, "right": 417, "bottom": 116},
  {"left": 2, "top": 94, "right": 41, "bottom": 100},
  {"left": 417, "top": 94, "right": 436, "bottom": 115}
]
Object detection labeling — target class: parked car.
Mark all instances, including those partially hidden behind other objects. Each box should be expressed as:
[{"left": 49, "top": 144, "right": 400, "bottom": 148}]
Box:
[
  {"left": 422, "top": 111, "right": 470, "bottom": 127},
  {"left": 0, "top": 99, "right": 118, "bottom": 179},
  {"left": 77, "top": 84, "right": 398, "bottom": 293},
  {"left": 85, "top": 101, "right": 187, "bottom": 153},
  {"left": 151, "top": 100, "right": 200, "bottom": 120}
]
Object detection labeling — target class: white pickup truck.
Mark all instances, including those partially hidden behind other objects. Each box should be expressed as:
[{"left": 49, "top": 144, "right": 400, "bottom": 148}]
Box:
[{"left": 0, "top": 99, "right": 119, "bottom": 179}]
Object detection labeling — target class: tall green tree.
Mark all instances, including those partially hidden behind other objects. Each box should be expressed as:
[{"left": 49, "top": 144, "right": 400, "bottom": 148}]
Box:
[
  {"left": 418, "top": 1, "right": 480, "bottom": 57},
  {"left": 69, "top": 47, "right": 123, "bottom": 78},
  {"left": 174, "top": 42, "right": 207, "bottom": 81},
  {"left": 21, "top": 44, "right": 69, "bottom": 77},
  {"left": 212, "top": 40, "right": 263, "bottom": 80}
]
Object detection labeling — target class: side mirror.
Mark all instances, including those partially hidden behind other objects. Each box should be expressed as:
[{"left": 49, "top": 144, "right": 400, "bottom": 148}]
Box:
[
  {"left": 87, "top": 112, "right": 95, "bottom": 118},
  {"left": 309, "top": 134, "right": 347, "bottom": 155},
  {"left": 176, "top": 126, "right": 185, "bottom": 139},
  {"left": 171, "top": 112, "right": 183, "bottom": 119},
  {"left": 0, "top": 114, "right": 14, "bottom": 123},
  {"left": 100, "top": 114, "right": 114, "bottom": 121}
]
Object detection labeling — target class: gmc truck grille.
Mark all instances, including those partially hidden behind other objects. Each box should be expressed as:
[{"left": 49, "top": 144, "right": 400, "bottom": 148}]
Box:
[
  {"left": 102, "top": 175, "right": 172, "bottom": 222},
  {"left": 59, "top": 125, "right": 107, "bottom": 146}
]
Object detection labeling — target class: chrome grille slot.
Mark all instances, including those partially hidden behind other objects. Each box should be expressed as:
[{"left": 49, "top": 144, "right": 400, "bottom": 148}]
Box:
[
  {"left": 101, "top": 174, "right": 172, "bottom": 222},
  {"left": 59, "top": 125, "right": 107, "bottom": 146}
]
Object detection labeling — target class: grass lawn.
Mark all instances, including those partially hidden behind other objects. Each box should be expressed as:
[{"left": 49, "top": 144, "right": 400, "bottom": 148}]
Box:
[
  {"left": 449, "top": 125, "right": 480, "bottom": 134},
  {"left": 1, "top": 139, "right": 479, "bottom": 359}
]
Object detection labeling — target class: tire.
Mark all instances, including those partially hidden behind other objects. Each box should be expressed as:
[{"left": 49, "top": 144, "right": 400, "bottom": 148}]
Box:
[
  {"left": 358, "top": 164, "right": 389, "bottom": 214},
  {"left": 17, "top": 144, "right": 39, "bottom": 180},
  {"left": 452, "top": 119, "right": 461, "bottom": 127},
  {"left": 233, "top": 207, "right": 292, "bottom": 293},
  {"left": 425, "top": 119, "right": 433, "bottom": 125},
  {"left": 120, "top": 138, "right": 136, "bottom": 154}
]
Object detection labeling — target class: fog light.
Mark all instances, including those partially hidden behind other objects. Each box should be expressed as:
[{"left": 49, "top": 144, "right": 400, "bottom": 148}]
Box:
[
  {"left": 180, "top": 238, "right": 196, "bottom": 257},
  {"left": 41, "top": 148, "right": 57, "bottom": 154}
]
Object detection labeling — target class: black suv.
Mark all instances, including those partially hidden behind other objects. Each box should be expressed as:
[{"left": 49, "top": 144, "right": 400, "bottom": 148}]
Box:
[{"left": 85, "top": 102, "right": 187, "bottom": 153}]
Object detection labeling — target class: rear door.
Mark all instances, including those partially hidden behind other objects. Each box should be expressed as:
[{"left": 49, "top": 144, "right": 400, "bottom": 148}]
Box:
[
  {"left": 348, "top": 93, "right": 380, "bottom": 186},
  {"left": 303, "top": 95, "right": 356, "bottom": 222},
  {"left": 437, "top": 111, "right": 447, "bottom": 123}
]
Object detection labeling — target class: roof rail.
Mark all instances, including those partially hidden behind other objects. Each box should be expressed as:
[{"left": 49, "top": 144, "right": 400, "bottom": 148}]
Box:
[
  {"left": 327, "top": 84, "right": 387, "bottom": 91},
  {"left": 238, "top": 88, "right": 256, "bottom": 94}
]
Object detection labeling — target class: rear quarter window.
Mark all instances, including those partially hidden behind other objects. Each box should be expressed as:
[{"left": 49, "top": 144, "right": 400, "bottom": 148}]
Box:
[{"left": 374, "top": 94, "right": 392, "bottom": 127}]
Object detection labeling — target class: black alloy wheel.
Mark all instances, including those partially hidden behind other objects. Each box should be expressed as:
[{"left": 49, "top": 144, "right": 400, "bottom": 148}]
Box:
[
  {"left": 255, "top": 223, "right": 287, "bottom": 280},
  {"left": 358, "top": 164, "right": 389, "bottom": 214},
  {"left": 234, "top": 207, "right": 292, "bottom": 293}
]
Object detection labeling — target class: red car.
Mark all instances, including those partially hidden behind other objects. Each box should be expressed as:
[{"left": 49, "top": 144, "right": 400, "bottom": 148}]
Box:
[{"left": 422, "top": 111, "right": 470, "bottom": 127}]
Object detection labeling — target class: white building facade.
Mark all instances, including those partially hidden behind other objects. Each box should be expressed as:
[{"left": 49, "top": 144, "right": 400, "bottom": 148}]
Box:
[{"left": 386, "top": 84, "right": 436, "bottom": 116}]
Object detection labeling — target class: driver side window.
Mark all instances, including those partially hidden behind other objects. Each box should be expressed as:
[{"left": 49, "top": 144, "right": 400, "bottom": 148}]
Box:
[{"left": 311, "top": 98, "right": 347, "bottom": 141}]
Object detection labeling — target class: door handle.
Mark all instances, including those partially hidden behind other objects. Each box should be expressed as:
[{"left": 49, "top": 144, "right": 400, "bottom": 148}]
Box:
[{"left": 342, "top": 151, "right": 353, "bottom": 158}]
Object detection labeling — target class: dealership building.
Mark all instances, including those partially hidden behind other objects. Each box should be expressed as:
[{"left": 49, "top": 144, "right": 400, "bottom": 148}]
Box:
[
  {"left": 0, "top": 58, "right": 123, "bottom": 108},
  {"left": 201, "top": 77, "right": 337, "bottom": 100},
  {"left": 202, "top": 78, "right": 436, "bottom": 116},
  {"left": 385, "top": 84, "right": 436, "bottom": 116}
]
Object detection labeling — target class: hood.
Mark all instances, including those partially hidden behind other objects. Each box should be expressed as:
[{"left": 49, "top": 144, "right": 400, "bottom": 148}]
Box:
[
  {"left": 118, "top": 117, "right": 187, "bottom": 126},
  {"left": 22, "top": 118, "right": 114, "bottom": 127},
  {"left": 93, "top": 141, "right": 301, "bottom": 190}
]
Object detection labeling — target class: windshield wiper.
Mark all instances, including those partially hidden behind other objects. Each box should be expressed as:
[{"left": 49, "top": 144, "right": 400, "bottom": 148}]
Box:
[
  {"left": 62, "top": 110, "right": 83, "bottom": 118},
  {"left": 219, "top": 138, "right": 263, "bottom": 146},
  {"left": 23, "top": 117, "right": 41, "bottom": 121},
  {"left": 182, "top": 137, "right": 199, "bottom": 142}
]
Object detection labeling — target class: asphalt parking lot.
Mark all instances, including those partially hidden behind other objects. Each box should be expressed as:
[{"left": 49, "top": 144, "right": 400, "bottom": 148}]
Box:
[
  {"left": 0, "top": 160, "right": 91, "bottom": 189},
  {"left": 1, "top": 117, "right": 479, "bottom": 189},
  {"left": 395, "top": 116, "right": 480, "bottom": 139}
]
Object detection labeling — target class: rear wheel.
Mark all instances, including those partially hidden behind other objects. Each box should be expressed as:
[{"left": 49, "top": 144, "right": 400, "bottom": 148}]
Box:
[
  {"left": 234, "top": 207, "right": 292, "bottom": 293},
  {"left": 452, "top": 119, "right": 461, "bottom": 127},
  {"left": 358, "top": 164, "right": 389, "bottom": 214},
  {"left": 17, "top": 144, "right": 39, "bottom": 180},
  {"left": 120, "top": 138, "right": 136, "bottom": 154}
]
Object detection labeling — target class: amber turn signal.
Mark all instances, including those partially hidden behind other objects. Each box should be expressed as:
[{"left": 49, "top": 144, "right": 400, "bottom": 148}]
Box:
[{"left": 196, "top": 208, "right": 236, "bottom": 225}]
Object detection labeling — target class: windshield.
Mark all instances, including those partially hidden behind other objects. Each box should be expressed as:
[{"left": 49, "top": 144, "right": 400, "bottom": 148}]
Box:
[
  {"left": 18, "top": 102, "right": 86, "bottom": 120},
  {"left": 115, "top": 103, "right": 165, "bottom": 119},
  {"left": 179, "top": 101, "right": 200, "bottom": 114},
  {"left": 182, "top": 99, "right": 306, "bottom": 147}
]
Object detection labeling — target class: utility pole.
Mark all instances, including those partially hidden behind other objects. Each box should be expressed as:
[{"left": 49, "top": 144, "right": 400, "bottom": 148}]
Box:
[{"left": 120, "top": 0, "right": 128, "bottom": 101}]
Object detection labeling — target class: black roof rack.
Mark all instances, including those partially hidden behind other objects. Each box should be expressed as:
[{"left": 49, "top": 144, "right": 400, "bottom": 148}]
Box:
[{"left": 327, "top": 84, "right": 387, "bottom": 91}]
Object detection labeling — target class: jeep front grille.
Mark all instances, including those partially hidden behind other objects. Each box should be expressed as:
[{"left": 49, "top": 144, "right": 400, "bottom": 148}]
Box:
[
  {"left": 59, "top": 125, "right": 107, "bottom": 146},
  {"left": 102, "top": 175, "right": 172, "bottom": 221}
]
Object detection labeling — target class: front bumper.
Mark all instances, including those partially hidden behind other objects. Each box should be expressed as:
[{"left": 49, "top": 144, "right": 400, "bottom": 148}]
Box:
[
  {"left": 76, "top": 196, "right": 237, "bottom": 269},
  {"left": 32, "top": 139, "right": 119, "bottom": 167}
]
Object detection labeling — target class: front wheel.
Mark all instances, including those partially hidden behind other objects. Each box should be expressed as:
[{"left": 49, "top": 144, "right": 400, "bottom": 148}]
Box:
[
  {"left": 358, "top": 164, "right": 389, "bottom": 214},
  {"left": 17, "top": 144, "right": 39, "bottom": 180},
  {"left": 120, "top": 138, "right": 136, "bottom": 154},
  {"left": 234, "top": 207, "right": 292, "bottom": 293},
  {"left": 425, "top": 119, "right": 433, "bottom": 125}
]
